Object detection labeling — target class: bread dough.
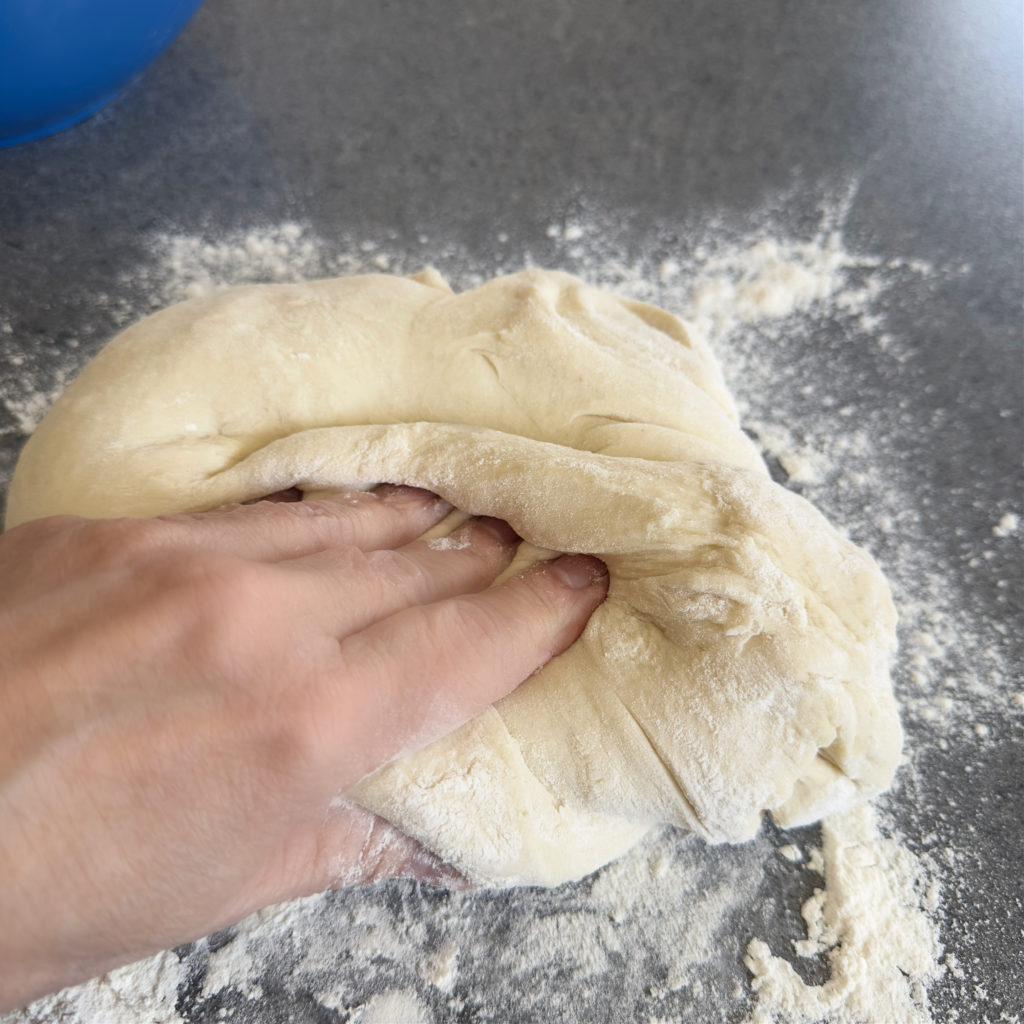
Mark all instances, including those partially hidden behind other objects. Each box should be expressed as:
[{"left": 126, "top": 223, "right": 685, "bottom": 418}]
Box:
[{"left": 5, "top": 268, "right": 901, "bottom": 886}]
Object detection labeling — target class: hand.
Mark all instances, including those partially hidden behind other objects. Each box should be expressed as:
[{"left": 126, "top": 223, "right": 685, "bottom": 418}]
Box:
[{"left": 0, "top": 486, "right": 608, "bottom": 1010}]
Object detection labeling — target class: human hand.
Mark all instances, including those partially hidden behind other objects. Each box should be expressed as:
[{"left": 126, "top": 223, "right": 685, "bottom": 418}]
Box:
[{"left": 0, "top": 486, "right": 608, "bottom": 1010}]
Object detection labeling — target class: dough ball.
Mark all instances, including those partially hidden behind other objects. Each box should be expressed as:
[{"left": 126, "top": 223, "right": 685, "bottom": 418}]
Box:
[{"left": 6, "top": 268, "right": 901, "bottom": 886}]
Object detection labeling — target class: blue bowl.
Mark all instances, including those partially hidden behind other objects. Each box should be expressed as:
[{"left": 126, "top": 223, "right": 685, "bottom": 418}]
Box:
[{"left": 0, "top": 0, "right": 204, "bottom": 147}]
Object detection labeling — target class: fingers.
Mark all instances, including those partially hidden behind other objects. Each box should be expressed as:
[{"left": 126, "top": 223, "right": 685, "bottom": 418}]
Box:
[
  {"left": 290, "top": 516, "right": 523, "bottom": 635},
  {"left": 330, "top": 554, "right": 609, "bottom": 781},
  {"left": 157, "top": 485, "right": 452, "bottom": 562}
]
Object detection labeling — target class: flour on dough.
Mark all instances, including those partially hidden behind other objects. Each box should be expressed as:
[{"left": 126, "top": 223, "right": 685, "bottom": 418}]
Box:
[{"left": 6, "top": 268, "right": 901, "bottom": 886}]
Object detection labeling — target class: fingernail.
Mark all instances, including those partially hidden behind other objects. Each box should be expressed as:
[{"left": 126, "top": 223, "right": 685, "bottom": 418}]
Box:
[
  {"left": 261, "top": 488, "right": 303, "bottom": 503},
  {"left": 550, "top": 553, "right": 608, "bottom": 589},
  {"left": 476, "top": 516, "right": 520, "bottom": 545},
  {"left": 375, "top": 484, "right": 451, "bottom": 511}
]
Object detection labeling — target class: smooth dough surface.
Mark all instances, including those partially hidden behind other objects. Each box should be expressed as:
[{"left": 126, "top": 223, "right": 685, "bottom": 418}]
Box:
[{"left": 6, "top": 268, "right": 901, "bottom": 886}]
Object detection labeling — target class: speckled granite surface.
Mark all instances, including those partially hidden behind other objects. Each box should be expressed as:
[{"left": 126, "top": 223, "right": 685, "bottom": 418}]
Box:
[{"left": 1, "top": 2, "right": 1020, "bottom": 1021}]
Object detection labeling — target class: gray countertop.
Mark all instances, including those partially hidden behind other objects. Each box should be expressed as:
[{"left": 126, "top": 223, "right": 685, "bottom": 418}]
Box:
[{"left": 1, "top": 2, "right": 1021, "bottom": 1022}]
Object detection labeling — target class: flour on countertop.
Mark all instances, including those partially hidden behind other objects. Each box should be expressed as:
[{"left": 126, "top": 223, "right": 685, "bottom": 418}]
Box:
[
  {"left": 4, "top": 951, "right": 183, "bottom": 1024},
  {"left": 746, "top": 805, "right": 943, "bottom": 1024},
  {"left": 992, "top": 513, "right": 1019, "bottom": 538},
  {"left": 1, "top": 188, "right": 1018, "bottom": 1024}
]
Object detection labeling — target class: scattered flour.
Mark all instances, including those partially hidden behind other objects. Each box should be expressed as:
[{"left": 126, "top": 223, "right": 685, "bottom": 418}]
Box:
[
  {"left": 425, "top": 534, "right": 472, "bottom": 552},
  {"left": 5, "top": 951, "right": 183, "bottom": 1024},
  {"left": 327, "top": 989, "right": 433, "bottom": 1023},
  {"left": 418, "top": 941, "right": 459, "bottom": 993},
  {"left": 745, "top": 805, "right": 943, "bottom": 1024},
  {"left": 1, "top": 187, "right": 1017, "bottom": 1023},
  {"left": 2, "top": 386, "right": 61, "bottom": 437},
  {"left": 992, "top": 513, "right": 1019, "bottom": 538}
]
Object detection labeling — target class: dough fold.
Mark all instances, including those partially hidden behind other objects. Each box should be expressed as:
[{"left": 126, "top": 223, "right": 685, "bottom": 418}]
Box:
[{"left": 6, "top": 268, "right": 901, "bottom": 886}]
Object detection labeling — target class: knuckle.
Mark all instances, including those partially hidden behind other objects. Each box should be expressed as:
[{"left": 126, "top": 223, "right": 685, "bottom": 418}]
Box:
[
  {"left": 364, "top": 548, "right": 430, "bottom": 592},
  {"left": 460, "top": 527, "right": 505, "bottom": 567},
  {"left": 245, "top": 668, "right": 344, "bottom": 786},
  {"left": 80, "top": 516, "right": 171, "bottom": 563},
  {"left": 194, "top": 494, "right": 368, "bottom": 546},
  {"left": 398, "top": 598, "right": 522, "bottom": 712},
  {"left": 253, "top": 692, "right": 330, "bottom": 779},
  {"left": 195, "top": 557, "right": 266, "bottom": 609},
  {"left": 270, "top": 496, "right": 366, "bottom": 546},
  {"left": 6, "top": 513, "right": 80, "bottom": 542},
  {"left": 183, "top": 588, "right": 291, "bottom": 703},
  {"left": 0, "top": 515, "right": 89, "bottom": 578},
  {"left": 437, "top": 597, "right": 513, "bottom": 664},
  {"left": 456, "top": 598, "right": 513, "bottom": 645},
  {"left": 153, "top": 550, "right": 209, "bottom": 590},
  {"left": 141, "top": 553, "right": 277, "bottom": 657},
  {"left": 2, "top": 514, "right": 84, "bottom": 562}
]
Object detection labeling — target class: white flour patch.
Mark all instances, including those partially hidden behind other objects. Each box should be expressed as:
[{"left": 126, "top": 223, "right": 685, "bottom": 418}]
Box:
[
  {"left": 325, "top": 989, "right": 433, "bottom": 1023},
  {"left": 2, "top": 187, "right": 1015, "bottom": 1023},
  {"left": 425, "top": 533, "right": 472, "bottom": 551},
  {"left": 3, "top": 384, "right": 61, "bottom": 436},
  {"left": 3, "top": 951, "right": 184, "bottom": 1024},
  {"left": 992, "top": 512, "right": 1019, "bottom": 538},
  {"left": 745, "top": 805, "right": 943, "bottom": 1024},
  {"left": 135, "top": 223, "right": 329, "bottom": 302}
]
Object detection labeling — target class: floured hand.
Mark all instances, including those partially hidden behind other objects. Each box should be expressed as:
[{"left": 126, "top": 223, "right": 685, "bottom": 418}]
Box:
[{"left": 0, "top": 486, "right": 608, "bottom": 1011}]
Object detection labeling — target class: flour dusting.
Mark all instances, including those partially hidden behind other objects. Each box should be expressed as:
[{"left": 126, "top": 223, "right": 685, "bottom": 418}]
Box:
[
  {"left": 745, "top": 806, "right": 943, "bottom": 1024},
  {"left": 1, "top": 189, "right": 1017, "bottom": 1023}
]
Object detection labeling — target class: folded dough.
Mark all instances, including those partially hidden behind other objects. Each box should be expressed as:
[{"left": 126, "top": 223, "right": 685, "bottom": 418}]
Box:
[{"left": 5, "top": 268, "right": 901, "bottom": 886}]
